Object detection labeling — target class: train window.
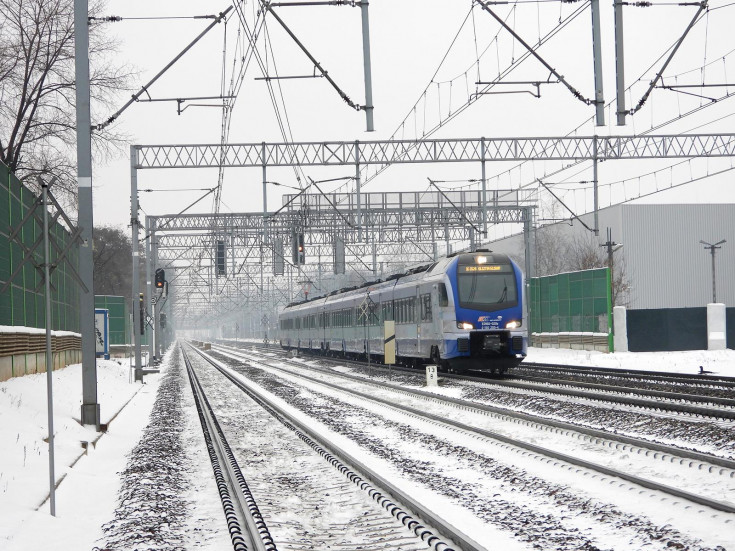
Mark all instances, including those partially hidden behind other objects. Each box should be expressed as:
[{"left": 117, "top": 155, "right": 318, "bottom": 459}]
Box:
[
  {"left": 438, "top": 283, "right": 449, "bottom": 307},
  {"left": 382, "top": 302, "right": 393, "bottom": 322},
  {"left": 370, "top": 302, "right": 379, "bottom": 326},
  {"left": 421, "top": 294, "right": 432, "bottom": 322},
  {"left": 458, "top": 265, "right": 518, "bottom": 311}
]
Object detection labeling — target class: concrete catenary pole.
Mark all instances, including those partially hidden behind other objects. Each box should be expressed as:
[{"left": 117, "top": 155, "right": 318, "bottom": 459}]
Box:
[
  {"left": 74, "top": 0, "right": 100, "bottom": 427},
  {"left": 130, "top": 149, "right": 143, "bottom": 381},
  {"left": 360, "top": 0, "right": 374, "bottom": 132},
  {"left": 614, "top": 0, "right": 627, "bottom": 126}
]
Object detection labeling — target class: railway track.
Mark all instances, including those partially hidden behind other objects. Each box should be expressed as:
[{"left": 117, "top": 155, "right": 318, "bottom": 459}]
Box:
[
  {"left": 181, "top": 344, "right": 277, "bottom": 551},
  {"left": 517, "top": 361, "right": 735, "bottom": 388},
  {"left": 211, "top": 342, "right": 735, "bottom": 513},
  {"left": 183, "top": 342, "right": 474, "bottom": 551},
  {"left": 230, "top": 341, "right": 735, "bottom": 420}
]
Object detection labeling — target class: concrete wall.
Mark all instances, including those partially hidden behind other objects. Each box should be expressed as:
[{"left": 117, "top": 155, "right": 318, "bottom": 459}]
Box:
[{"left": 0, "top": 349, "right": 82, "bottom": 382}]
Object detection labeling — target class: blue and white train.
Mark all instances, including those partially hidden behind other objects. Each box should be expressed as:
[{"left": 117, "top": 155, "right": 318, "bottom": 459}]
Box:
[{"left": 278, "top": 250, "right": 527, "bottom": 373}]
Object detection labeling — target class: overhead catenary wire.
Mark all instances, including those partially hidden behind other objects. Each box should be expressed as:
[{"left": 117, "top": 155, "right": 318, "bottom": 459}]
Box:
[
  {"left": 326, "top": 0, "right": 588, "bottom": 207},
  {"left": 467, "top": 2, "right": 731, "bottom": 218}
]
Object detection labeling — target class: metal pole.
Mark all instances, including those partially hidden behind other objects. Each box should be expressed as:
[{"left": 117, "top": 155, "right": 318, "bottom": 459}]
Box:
[
  {"left": 591, "top": 0, "right": 605, "bottom": 126},
  {"left": 145, "top": 217, "right": 153, "bottom": 361},
  {"left": 262, "top": 142, "right": 268, "bottom": 225},
  {"left": 130, "top": 147, "right": 143, "bottom": 382},
  {"left": 593, "top": 136, "right": 599, "bottom": 236},
  {"left": 360, "top": 0, "right": 375, "bottom": 132},
  {"left": 711, "top": 246, "right": 717, "bottom": 303},
  {"left": 42, "top": 183, "right": 56, "bottom": 516},
  {"left": 607, "top": 228, "right": 615, "bottom": 304},
  {"left": 152, "top": 219, "right": 161, "bottom": 359},
  {"left": 523, "top": 207, "right": 534, "bottom": 333},
  {"left": 75, "top": 0, "right": 100, "bottom": 427},
  {"left": 481, "top": 137, "right": 487, "bottom": 236},
  {"left": 614, "top": 0, "right": 627, "bottom": 126},
  {"left": 355, "top": 141, "right": 362, "bottom": 241}
]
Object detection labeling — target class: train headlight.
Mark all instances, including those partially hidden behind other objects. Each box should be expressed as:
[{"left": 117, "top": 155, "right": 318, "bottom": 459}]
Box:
[
  {"left": 457, "top": 321, "right": 474, "bottom": 330},
  {"left": 505, "top": 320, "right": 521, "bottom": 329}
]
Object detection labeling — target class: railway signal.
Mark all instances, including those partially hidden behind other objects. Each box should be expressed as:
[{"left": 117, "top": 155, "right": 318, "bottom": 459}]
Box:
[
  {"left": 155, "top": 268, "right": 165, "bottom": 289},
  {"left": 292, "top": 232, "right": 305, "bottom": 265}
]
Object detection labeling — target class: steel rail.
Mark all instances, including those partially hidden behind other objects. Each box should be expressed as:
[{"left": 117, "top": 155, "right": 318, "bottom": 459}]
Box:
[
  {"left": 502, "top": 375, "right": 735, "bottom": 407},
  {"left": 231, "top": 341, "right": 735, "bottom": 420},
  {"left": 181, "top": 345, "right": 277, "bottom": 551},
  {"left": 217, "top": 343, "right": 735, "bottom": 470},
  {"left": 188, "top": 344, "right": 483, "bottom": 551},
  {"left": 518, "top": 361, "right": 735, "bottom": 387},
  {"left": 211, "top": 344, "right": 735, "bottom": 515}
]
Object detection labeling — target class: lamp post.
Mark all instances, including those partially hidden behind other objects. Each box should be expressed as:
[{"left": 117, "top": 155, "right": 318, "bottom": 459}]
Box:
[
  {"left": 700, "top": 239, "right": 726, "bottom": 303},
  {"left": 600, "top": 228, "right": 623, "bottom": 304}
]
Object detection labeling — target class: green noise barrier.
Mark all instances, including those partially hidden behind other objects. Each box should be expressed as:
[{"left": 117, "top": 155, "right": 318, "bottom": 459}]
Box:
[
  {"left": 529, "top": 268, "right": 613, "bottom": 352},
  {"left": 0, "top": 162, "right": 80, "bottom": 332}
]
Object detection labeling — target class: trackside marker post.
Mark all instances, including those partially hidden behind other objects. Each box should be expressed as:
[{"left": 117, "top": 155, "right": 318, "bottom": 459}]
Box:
[
  {"left": 426, "top": 365, "right": 438, "bottom": 387},
  {"left": 383, "top": 321, "right": 395, "bottom": 365},
  {"left": 384, "top": 321, "right": 395, "bottom": 381}
]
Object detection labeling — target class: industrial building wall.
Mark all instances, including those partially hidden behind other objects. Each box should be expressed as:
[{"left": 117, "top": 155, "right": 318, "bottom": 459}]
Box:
[
  {"left": 485, "top": 203, "right": 734, "bottom": 351},
  {"left": 486, "top": 203, "right": 734, "bottom": 310},
  {"left": 617, "top": 204, "right": 735, "bottom": 310}
]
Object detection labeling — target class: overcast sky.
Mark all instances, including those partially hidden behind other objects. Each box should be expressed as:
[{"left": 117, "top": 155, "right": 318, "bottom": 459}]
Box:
[{"left": 91, "top": 0, "right": 735, "bottom": 239}]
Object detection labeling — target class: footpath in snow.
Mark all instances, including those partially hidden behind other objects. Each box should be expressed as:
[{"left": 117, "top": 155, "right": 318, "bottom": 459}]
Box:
[
  {"left": 0, "top": 345, "right": 732, "bottom": 549},
  {"left": 0, "top": 356, "right": 164, "bottom": 550}
]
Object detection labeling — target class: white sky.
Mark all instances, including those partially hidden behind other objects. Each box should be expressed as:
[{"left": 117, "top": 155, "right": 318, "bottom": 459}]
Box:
[{"left": 90, "top": 0, "right": 735, "bottom": 237}]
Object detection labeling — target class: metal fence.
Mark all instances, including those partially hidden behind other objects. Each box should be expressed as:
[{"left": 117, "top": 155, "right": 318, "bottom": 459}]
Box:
[
  {"left": 530, "top": 268, "right": 612, "bottom": 351},
  {"left": 0, "top": 162, "right": 80, "bottom": 332}
]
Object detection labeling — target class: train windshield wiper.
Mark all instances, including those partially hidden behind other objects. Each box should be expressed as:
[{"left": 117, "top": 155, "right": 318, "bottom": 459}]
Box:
[
  {"left": 498, "top": 278, "right": 507, "bottom": 303},
  {"left": 467, "top": 275, "right": 478, "bottom": 302}
]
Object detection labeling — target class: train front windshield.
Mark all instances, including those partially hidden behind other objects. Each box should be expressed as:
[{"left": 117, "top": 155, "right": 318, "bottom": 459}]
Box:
[{"left": 457, "top": 264, "right": 518, "bottom": 312}]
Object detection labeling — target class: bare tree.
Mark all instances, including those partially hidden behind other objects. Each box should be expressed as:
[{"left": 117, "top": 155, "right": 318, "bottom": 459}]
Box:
[
  {"left": 535, "top": 223, "right": 572, "bottom": 276},
  {"left": 0, "top": 0, "right": 131, "bottom": 214},
  {"left": 536, "top": 227, "right": 631, "bottom": 306},
  {"left": 93, "top": 225, "right": 147, "bottom": 301}
]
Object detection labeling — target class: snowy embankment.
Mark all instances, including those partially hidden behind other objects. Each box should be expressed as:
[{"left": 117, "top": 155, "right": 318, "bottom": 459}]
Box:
[
  {"left": 0, "top": 357, "right": 164, "bottom": 550},
  {"left": 0, "top": 345, "right": 732, "bottom": 550},
  {"left": 527, "top": 347, "right": 735, "bottom": 376}
]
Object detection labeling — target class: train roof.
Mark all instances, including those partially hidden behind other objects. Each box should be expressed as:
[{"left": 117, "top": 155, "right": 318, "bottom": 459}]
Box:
[{"left": 283, "top": 251, "right": 515, "bottom": 310}]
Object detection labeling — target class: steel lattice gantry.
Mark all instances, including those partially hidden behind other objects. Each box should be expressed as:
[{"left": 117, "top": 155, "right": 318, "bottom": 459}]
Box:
[
  {"left": 147, "top": 189, "right": 536, "bottom": 331},
  {"left": 134, "top": 134, "right": 735, "bottom": 168},
  {"left": 130, "top": 134, "right": 735, "bottom": 365}
]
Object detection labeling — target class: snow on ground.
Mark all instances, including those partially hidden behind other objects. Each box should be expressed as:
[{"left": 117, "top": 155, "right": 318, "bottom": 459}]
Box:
[
  {"left": 0, "top": 345, "right": 732, "bottom": 550},
  {"left": 0, "top": 358, "right": 163, "bottom": 551},
  {"left": 526, "top": 347, "right": 735, "bottom": 376}
]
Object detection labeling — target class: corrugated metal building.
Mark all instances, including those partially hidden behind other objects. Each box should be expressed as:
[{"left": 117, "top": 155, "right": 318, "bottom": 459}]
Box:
[
  {"left": 490, "top": 203, "right": 735, "bottom": 310},
  {"left": 487, "top": 203, "right": 735, "bottom": 351}
]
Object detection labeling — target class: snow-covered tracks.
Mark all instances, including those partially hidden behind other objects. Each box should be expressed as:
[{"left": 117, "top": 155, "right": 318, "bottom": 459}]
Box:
[
  {"left": 184, "top": 343, "right": 469, "bottom": 551},
  {"left": 207, "top": 343, "right": 735, "bottom": 550},
  {"left": 236, "top": 342, "right": 735, "bottom": 420},
  {"left": 214, "top": 344, "right": 735, "bottom": 515},
  {"left": 181, "top": 344, "right": 277, "bottom": 551}
]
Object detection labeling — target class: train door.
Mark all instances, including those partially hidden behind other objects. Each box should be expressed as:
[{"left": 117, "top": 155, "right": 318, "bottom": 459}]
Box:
[
  {"left": 415, "top": 286, "right": 421, "bottom": 356},
  {"left": 430, "top": 283, "right": 443, "bottom": 358}
]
